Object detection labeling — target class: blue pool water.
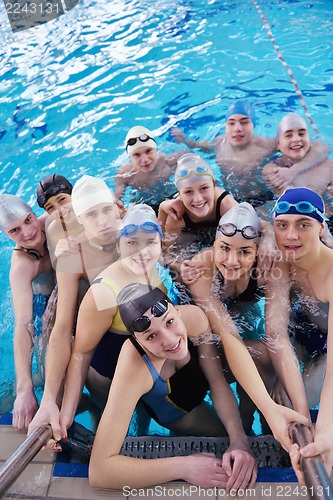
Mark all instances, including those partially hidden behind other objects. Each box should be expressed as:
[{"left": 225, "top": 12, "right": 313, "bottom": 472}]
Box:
[{"left": 0, "top": 0, "right": 332, "bottom": 420}]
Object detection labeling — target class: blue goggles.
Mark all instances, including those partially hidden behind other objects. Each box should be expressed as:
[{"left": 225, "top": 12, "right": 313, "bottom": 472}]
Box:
[
  {"left": 272, "top": 201, "right": 327, "bottom": 221},
  {"left": 117, "top": 221, "right": 163, "bottom": 239}
]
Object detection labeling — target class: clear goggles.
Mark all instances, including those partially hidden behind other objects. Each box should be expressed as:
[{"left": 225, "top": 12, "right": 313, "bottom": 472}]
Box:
[
  {"left": 117, "top": 221, "right": 162, "bottom": 239},
  {"left": 217, "top": 223, "right": 261, "bottom": 240},
  {"left": 273, "top": 201, "right": 327, "bottom": 221},
  {"left": 130, "top": 299, "right": 169, "bottom": 333},
  {"left": 126, "top": 134, "right": 156, "bottom": 149}
]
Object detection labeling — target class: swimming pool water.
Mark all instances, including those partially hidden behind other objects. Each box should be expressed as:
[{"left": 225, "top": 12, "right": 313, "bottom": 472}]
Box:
[{"left": 0, "top": 0, "right": 332, "bottom": 419}]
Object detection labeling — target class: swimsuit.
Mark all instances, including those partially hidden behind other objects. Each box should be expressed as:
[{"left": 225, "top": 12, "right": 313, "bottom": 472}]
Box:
[
  {"left": 214, "top": 267, "right": 265, "bottom": 341},
  {"left": 90, "top": 264, "right": 174, "bottom": 379},
  {"left": 289, "top": 293, "right": 328, "bottom": 357},
  {"left": 130, "top": 336, "right": 209, "bottom": 425}
]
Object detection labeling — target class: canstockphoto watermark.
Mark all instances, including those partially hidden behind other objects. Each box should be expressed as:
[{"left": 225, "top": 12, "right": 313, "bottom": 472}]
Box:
[
  {"left": 4, "top": 0, "right": 79, "bottom": 33},
  {"left": 123, "top": 485, "right": 256, "bottom": 497}
]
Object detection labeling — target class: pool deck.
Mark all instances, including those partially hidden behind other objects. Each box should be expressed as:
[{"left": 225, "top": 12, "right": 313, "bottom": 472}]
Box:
[{"left": 3, "top": 423, "right": 329, "bottom": 500}]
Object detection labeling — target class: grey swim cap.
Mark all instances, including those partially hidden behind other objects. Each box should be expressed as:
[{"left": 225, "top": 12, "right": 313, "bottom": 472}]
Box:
[
  {"left": 71, "top": 175, "right": 115, "bottom": 217},
  {"left": 117, "top": 204, "right": 163, "bottom": 239},
  {"left": 175, "top": 153, "right": 214, "bottom": 189},
  {"left": 0, "top": 194, "right": 32, "bottom": 233},
  {"left": 216, "top": 202, "right": 262, "bottom": 245},
  {"left": 276, "top": 113, "right": 307, "bottom": 141}
]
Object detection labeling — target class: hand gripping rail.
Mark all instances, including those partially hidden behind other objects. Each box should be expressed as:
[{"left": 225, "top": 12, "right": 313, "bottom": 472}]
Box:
[
  {"left": 289, "top": 423, "right": 333, "bottom": 500},
  {"left": 0, "top": 424, "right": 52, "bottom": 498}
]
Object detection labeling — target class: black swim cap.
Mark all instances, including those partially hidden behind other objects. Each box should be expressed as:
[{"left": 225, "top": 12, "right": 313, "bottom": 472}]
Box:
[
  {"left": 37, "top": 174, "right": 73, "bottom": 208},
  {"left": 117, "top": 283, "right": 169, "bottom": 333}
]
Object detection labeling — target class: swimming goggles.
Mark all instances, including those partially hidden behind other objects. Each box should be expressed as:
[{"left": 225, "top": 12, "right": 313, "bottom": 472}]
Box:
[
  {"left": 117, "top": 221, "right": 163, "bottom": 238},
  {"left": 217, "top": 223, "right": 262, "bottom": 240},
  {"left": 272, "top": 201, "right": 327, "bottom": 220},
  {"left": 126, "top": 134, "right": 156, "bottom": 149},
  {"left": 176, "top": 165, "right": 212, "bottom": 182},
  {"left": 130, "top": 299, "right": 169, "bottom": 333},
  {"left": 37, "top": 184, "right": 71, "bottom": 207}
]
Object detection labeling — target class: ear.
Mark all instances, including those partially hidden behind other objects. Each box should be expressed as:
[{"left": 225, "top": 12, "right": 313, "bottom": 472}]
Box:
[
  {"left": 76, "top": 214, "right": 84, "bottom": 226},
  {"left": 319, "top": 223, "right": 324, "bottom": 237}
]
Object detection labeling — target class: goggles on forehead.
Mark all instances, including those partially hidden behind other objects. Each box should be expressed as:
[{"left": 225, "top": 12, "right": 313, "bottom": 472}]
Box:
[
  {"left": 126, "top": 134, "right": 156, "bottom": 150},
  {"left": 273, "top": 201, "right": 327, "bottom": 221},
  {"left": 130, "top": 299, "right": 169, "bottom": 333},
  {"left": 118, "top": 221, "right": 163, "bottom": 239},
  {"left": 37, "top": 184, "right": 71, "bottom": 208},
  {"left": 217, "top": 223, "right": 262, "bottom": 240},
  {"left": 176, "top": 165, "right": 212, "bottom": 182}
]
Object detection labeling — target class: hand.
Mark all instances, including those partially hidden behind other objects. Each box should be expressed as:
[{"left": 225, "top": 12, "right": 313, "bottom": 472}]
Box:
[
  {"left": 265, "top": 403, "right": 310, "bottom": 453},
  {"left": 263, "top": 164, "right": 295, "bottom": 191},
  {"left": 162, "top": 198, "right": 185, "bottom": 222},
  {"left": 257, "top": 239, "right": 281, "bottom": 281},
  {"left": 54, "top": 235, "right": 79, "bottom": 259},
  {"left": 12, "top": 390, "right": 38, "bottom": 430},
  {"left": 59, "top": 410, "right": 75, "bottom": 442},
  {"left": 182, "top": 453, "right": 229, "bottom": 487},
  {"left": 222, "top": 447, "right": 258, "bottom": 491},
  {"left": 28, "top": 401, "right": 63, "bottom": 451},
  {"left": 297, "top": 428, "right": 333, "bottom": 482},
  {"left": 180, "top": 260, "right": 204, "bottom": 285},
  {"left": 170, "top": 127, "right": 186, "bottom": 144}
]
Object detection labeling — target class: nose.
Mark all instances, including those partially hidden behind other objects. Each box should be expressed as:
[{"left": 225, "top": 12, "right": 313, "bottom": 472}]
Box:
[
  {"left": 285, "top": 225, "right": 299, "bottom": 240},
  {"left": 160, "top": 329, "right": 177, "bottom": 348},
  {"left": 226, "top": 250, "right": 239, "bottom": 266},
  {"left": 96, "top": 213, "right": 109, "bottom": 227},
  {"left": 22, "top": 225, "right": 35, "bottom": 240}
]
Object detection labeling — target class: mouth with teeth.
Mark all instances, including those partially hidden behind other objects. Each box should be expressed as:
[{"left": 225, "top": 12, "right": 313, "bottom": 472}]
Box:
[{"left": 166, "top": 339, "right": 181, "bottom": 353}]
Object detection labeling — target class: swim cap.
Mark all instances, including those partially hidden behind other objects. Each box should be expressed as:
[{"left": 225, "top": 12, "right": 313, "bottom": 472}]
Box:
[
  {"left": 71, "top": 175, "right": 115, "bottom": 217},
  {"left": 272, "top": 187, "right": 326, "bottom": 224},
  {"left": 117, "top": 203, "right": 163, "bottom": 239},
  {"left": 36, "top": 174, "right": 73, "bottom": 208},
  {"left": 117, "top": 283, "right": 170, "bottom": 333},
  {"left": 216, "top": 202, "right": 262, "bottom": 245},
  {"left": 125, "top": 126, "right": 157, "bottom": 155},
  {"left": 175, "top": 153, "right": 214, "bottom": 189},
  {"left": 0, "top": 194, "right": 32, "bottom": 233},
  {"left": 276, "top": 113, "right": 307, "bottom": 140},
  {"left": 225, "top": 101, "right": 256, "bottom": 127}
]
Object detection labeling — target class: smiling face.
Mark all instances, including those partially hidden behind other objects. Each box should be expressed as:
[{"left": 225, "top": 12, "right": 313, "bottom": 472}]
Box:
[
  {"left": 118, "top": 231, "right": 162, "bottom": 275},
  {"left": 130, "top": 145, "right": 158, "bottom": 172},
  {"left": 134, "top": 303, "right": 188, "bottom": 360},
  {"left": 213, "top": 235, "right": 257, "bottom": 281},
  {"left": 6, "top": 213, "right": 44, "bottom": 248},
  {"left": 43, "top": 193, "right": 76, "bottom": 224},
  {"left": 273, "top": 214, "right": 323, "bottom": 262},
  {"left": 278, "top": 126, "right": 310, "bottom": 162},
  {"left": 78, "top": 202, "right": 118, "bottom": 243},
  {"left": 178, "top": 178, "right": 215, "bottom": 219},
  {"left": 225, "top": 114, "right": 254, "bottom": 148}
]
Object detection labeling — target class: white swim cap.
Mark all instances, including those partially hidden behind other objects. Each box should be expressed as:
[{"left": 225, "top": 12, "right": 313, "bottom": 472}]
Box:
[
  {"left": 0, "top": 194, "right": 32, "bottom": 233},
  {"left": 125, "top": 126, "right": 157, "bottom": 155},
  {"left": 117, "top": 203, "right": 163, "bottom": 239},
  {"left": 175, "top": 153, "right": 214, "bottom": 189},
  {"left": 71, "top": 175, "right": 115, "bottom": 217},
  {"left": 216, "top": 202, "right": 262, "bottom": 245},
  {"left": 276, "top": 113, "right": 308, "bottom": 140}
]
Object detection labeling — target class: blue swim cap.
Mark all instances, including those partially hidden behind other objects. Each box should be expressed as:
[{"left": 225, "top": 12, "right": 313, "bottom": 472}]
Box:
[
  {"left": 272, "top": 187, "right": 326, "bottom": 224},
  {"left": 225, "top": 100, "right": 256, "bottom": 128}
]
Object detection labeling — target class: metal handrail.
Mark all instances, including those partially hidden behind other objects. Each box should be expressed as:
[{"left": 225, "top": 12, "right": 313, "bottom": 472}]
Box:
[
  {"left": 0, "top": 424, "right": 52, "bottom": 498},
  {"left": 289, "top": 423, "right": 333, "bottom": 500}
]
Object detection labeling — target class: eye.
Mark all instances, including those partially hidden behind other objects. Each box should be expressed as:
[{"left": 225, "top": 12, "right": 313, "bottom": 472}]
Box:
[
  {"left": 220, "top": 245, "right": 229, "bottom": 251},
  {"left": 147, "top": 332, "right": 157, "bottom": 341},
  {"left": 26, "top": 214, "right": 33, "bottom": 223},
  {"left": 59, "top": 196, "right": 68, "bottom": 204},
  {"left": 166, "top": 318, "right": 174, "bottom": 327},
  {"left": 9, "top": 227, "right": 18, "bottom": 234},
  {"left": 239, "top": 249, "right": 251, "bottom": 255}
]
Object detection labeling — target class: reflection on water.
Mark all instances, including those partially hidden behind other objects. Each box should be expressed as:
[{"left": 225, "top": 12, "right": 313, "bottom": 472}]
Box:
[{"left": 0, "top": 0, "right": 332, "bottom": 418}]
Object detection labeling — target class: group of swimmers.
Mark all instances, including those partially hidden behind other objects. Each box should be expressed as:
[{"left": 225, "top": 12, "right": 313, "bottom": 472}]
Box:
[{"left": 0, "top": 99, "right": 332, "bottom": 490}]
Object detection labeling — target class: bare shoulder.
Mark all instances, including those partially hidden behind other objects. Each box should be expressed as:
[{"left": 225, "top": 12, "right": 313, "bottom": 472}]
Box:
[
  {"left": 178, "top": 304, "right": 209, "bottom": 336},
  {"left": 192, "top": 247, "right": 214, "bottom": 266},
  {"left": 10, "top": 251, "right": 38, "bottom": 282},
  {"left": 116, "top": 161, "right": 136, "bottom": 176}
]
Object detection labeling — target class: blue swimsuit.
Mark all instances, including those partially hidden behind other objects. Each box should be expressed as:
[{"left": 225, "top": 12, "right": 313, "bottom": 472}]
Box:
[{"left": 130, "top": 336, "right": 209, "bottom": 426}]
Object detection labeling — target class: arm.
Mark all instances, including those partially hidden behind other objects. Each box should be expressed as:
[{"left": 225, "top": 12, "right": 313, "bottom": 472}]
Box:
[
  {"left": 89, "top": 341, "right": 229, "bottom": 489},
  {"left": 263, "top": 142, "right": 331, "bottom": 190},
  {"left": 170, "top": 127, "right": 216, "bottom": 152},
  {"left": 158, "top": 198, "right": 185, "bottom": 226},
  {"left": 189, "top": 253, "right": 309, "bottom": 451},
  {"left": 264, "top": 262, "right": 310, "bottom": 418},
  {"left": 10, "top": 257, "right": 39, "bottom": 430},
  {"left": 114, "top": 164, "right": 131, "bottom": 203},
  {"left": 28, "top": 272, "right": 81, "bottom": 440},
  {"left": 198, "top": 341, "right": 257, "bottom": 491},
  {"left": 60, "top": 285, "right": 116, "bottom": 436}
]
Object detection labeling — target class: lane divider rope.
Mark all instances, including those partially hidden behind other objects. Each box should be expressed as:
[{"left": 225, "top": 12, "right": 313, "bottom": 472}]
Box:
[{"left": 251, "top": 0, "right": 320, "bottom": 135}]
